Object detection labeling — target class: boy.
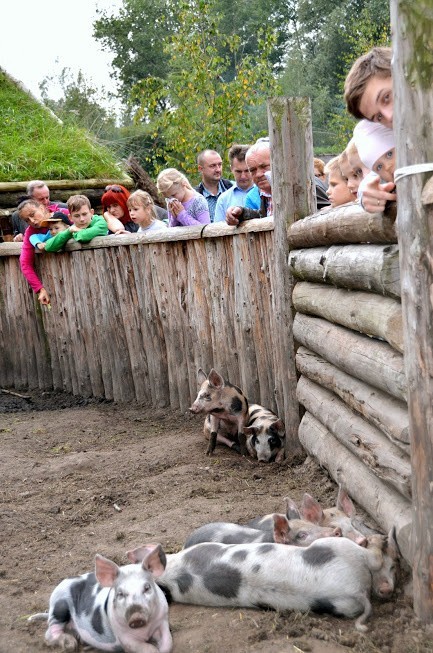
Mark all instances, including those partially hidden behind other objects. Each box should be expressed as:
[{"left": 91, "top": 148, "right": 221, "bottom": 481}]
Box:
[
  {"left": 29, "top": 212, "right": 71, "bottom": 250},
  {"left": 338, "top": 145, "right": 362, "bottom": 199},
  {"left": 324, "top": 157, "right": 356, "bottom": 208},
  {"left": 43, "top": 195, "right": 108, "bottom": 252},
  {"left": 344, "top": 47, "right": 396, "bottom": 212}
]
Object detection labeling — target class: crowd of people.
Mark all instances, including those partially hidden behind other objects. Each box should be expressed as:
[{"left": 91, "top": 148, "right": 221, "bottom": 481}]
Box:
[{"left": 7, "top": 46, "right": 397, "bottom": 308}]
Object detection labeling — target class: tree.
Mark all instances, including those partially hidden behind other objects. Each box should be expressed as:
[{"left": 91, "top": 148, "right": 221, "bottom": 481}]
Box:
[{"left": 131, "top": 0, "right": 279, "bottom": 176}]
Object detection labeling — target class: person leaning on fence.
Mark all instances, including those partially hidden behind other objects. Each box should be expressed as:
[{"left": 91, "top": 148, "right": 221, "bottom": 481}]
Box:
[
  {"left": 18, "top": 199, "right": 68, "bottom": 306},
  {"left": 214, "top": 144, "right": 254, "bottom": 223},
  {"left": 156, "top": 168, "right": 210, "bottom": 227},
  {"left": 12, "top": 180, "right": 68, "bottom": 242},
  {"left": 127, "top": 190, "right": 168, "bottom": 233},
  {"left": 344, "top": 46, "right": 396, "bottom": 213},
  {"left": 41, "top": 195, "right": 108, "bottom": 253},
  {"left": 29, "top": 212, "right": 72, "bottom": 250},
  {"left": 101, "top": 184, "right": 136, "bottom": 234}
]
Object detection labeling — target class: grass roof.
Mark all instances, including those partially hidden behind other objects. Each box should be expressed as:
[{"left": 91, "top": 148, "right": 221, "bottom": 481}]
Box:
[{"left": 0, "top": 69, "right": 125, "bottom": 182}]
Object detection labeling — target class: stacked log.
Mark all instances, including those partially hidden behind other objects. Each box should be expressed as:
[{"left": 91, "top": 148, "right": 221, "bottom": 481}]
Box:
[{"left": 288, "top": 203, "right": 412, "bottom": 563}]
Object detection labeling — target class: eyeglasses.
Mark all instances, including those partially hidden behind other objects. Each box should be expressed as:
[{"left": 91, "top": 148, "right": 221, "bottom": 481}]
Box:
[{"left": 105, "top": 185, "right": 123, "bottom": 193}]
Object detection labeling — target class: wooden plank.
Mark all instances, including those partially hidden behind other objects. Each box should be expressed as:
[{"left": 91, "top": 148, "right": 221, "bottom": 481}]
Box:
[
  {"left": 293, "top": 313, "right": 407, "bottom": 401},
  {"left": 297, "top": 375, "right": 412, "bottom": 498},
  {"left": 298, "top": 411, "right": 412, "bottom": 564},
  {"left": 288, "top": 244, "right": 401, "bottom": 298},
  {"left": 296, "top": 347, "right": 409, "bottom": 445},
  {"left": 293, "top": 282, "right": 404, "bottom": 353}
]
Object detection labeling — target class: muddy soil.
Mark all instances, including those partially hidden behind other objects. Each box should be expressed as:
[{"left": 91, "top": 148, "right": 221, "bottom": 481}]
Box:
[{"left": 1, "top": 388, "right": 432, "bottom": 653}]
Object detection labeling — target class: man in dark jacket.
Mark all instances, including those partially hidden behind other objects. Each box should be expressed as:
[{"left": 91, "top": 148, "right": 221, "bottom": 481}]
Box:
[{"left": 195, "top": 149, "right": 233, "bottom": 222}]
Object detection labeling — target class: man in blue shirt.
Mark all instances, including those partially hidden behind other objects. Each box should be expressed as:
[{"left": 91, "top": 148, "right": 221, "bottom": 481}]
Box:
[
  {"left": 195, "top": 149, "right": 233, "bottom": 222},
  {"left": 214, "top": 144, "right": 254, "bottom": 223}
]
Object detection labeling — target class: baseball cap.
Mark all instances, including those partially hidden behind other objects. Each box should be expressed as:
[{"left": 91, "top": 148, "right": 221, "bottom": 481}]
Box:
[{"left": 40, "top": 211, "right": 71, "bottom": 227}]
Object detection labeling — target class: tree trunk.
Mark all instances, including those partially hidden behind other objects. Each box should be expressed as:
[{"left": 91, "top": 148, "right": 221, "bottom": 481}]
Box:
[
  {"left": 293, "top": 282, "right": 403, "bottom": 352},
  {"left": 293, "top": 313, "right": 407, "bottom": 401},
  {"left": 296, "top": 375, "right": 412, "bottom": 499},
  {"left": 296, "top": 346, "right": 409, "bottom": 446},
  {"left": 288, "top": 202, "right": 397, "bottom": 248},
  {"left": 298, "top": 411, "right": 412, "bottom": 564},
  {"left": 289, "top": 244, "right": 401, "bottom": 298},
  {"left": 391, "top": 0, "right": 433, "bottom": 620}
]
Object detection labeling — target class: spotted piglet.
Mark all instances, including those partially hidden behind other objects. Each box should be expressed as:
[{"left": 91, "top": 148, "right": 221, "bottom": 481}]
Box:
[
  {"left": 189, "top": 368, "right": 249, "bottom": 456},
  {"left": 244, "top": 403, "right": 286, "bottom": 462},
  {"left": 30, "top": 544, "right": 173, "bottom": 653}
]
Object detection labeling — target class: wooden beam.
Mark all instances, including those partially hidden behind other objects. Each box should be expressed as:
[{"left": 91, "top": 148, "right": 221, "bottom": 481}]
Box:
[
  {"left": 267, "top": 97, "right": 315, "bottom": 459},
  {"left": 391, "top": 0, "right": 433, "bottom": 621}
]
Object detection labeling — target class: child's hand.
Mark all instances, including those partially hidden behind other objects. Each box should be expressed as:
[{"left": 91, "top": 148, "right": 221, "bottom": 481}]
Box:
[
  {"left": 37, "top": 243, "right": 46, "bottom": 250},
  {"left": 69, "top": 225, "right": 81, "bottom": 233},
  {"left": 170, "top": 199, "right": 183, "bottom": 217},
  {"left": 38, "top": 288, "right": 50, "bottom": 306}
]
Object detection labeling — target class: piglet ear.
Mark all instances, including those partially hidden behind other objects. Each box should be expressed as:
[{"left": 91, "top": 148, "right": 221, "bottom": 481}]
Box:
[
  {"left": 272, "top": 514, "right": 290, "bottom": 543},
  {"left": 141, "top": 544, "right": 167, "bottom": 577},
  {"left": 285, "top": 497, "right": 301, "bottom": 520},
  {"left": 197, "top": 368, "right": 207, "bottom": 385},
  {"left": 386, "top": 526, "right": 400, "bottom": 560},
  {"left": 208, "top": 369, "right": 224, "bottom": 388},
  {"left": 243, "top": 426, "right": 256, "bottom": 435},
  {"left": 336, "top": 484, "right": 356, "bottom": 517},
  {"left": 270, "top": 419, "right": 285, "bottom": 436},
  {"left": 301, "top": 493, "right": 324, "bottom": 524},
  {"left": 126, "top": 544, "right": 159, "bottom": 564},
  {"left": 95, "top": 554, "right": 119, "bottom": 587}
]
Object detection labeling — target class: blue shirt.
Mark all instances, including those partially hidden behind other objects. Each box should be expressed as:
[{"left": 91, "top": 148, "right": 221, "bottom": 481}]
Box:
[
  {"left": 214, "top": 184, "right": 254, "bottom": 223},
  {"left": 245, "top": 185, "right": 261, "bottom": 210},
  {"left": 201, "top": 180, "right": 232, "bottom": 222}
]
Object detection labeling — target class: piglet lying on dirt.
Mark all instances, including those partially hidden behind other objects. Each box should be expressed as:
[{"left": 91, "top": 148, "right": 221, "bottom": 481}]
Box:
[
  {"left": 244, "top": 403, "right": 286, "bottom": 462},
  {"left": 29, "top": 544, "right": 172, "bottom": 653},
  {"left": 131, "top": 537, "right": 387, "bottom": 632},
  {"left": 189, "top": 368, "right": 249, "bottom": 456},
  {"left": 184, "top": 513, "right": 341, "bottom": 548}
]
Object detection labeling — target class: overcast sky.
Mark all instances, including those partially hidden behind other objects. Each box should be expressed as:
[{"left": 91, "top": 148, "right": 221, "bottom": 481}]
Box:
[{"left": 0, "top": 0, "right": 122, "bottom": 110}]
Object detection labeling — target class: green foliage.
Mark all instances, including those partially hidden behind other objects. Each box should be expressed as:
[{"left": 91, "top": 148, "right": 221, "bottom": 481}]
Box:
[
  {"left": 130, "top": 0, "right": 279, "bottom": 177},
  {"left": 0, "top": 71, "right": 125, "bottom": 182}
]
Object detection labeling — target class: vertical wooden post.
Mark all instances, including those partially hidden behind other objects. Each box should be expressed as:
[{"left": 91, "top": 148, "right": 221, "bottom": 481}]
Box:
[
  {"left": 267, "top": 97, "right": 315, "bottom": 459},
  {"left": 391, "top": 0, "right": 433, "bottom": 621}
]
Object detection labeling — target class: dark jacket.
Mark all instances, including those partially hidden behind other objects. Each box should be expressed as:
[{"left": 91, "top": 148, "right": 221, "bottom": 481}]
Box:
[{"left": 194, "top": 178, "right": 233, "bottom": 195}]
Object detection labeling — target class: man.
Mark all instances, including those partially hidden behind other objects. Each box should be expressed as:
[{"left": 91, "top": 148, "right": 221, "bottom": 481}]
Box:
[
  {"left": 214, "top": 144, "right": 253, "bottom": 223},
  {"left": 344, "top": 47, "right": 396, "bottom": 213},
  {"left": 195, "top": 150, "right": 233, "bottom": 222},
  {"left": 226, "top": 140, "right": 329, "bottom": 225},
  {"left": 12, "top": 180, "right": 67, "bottom": 242}
]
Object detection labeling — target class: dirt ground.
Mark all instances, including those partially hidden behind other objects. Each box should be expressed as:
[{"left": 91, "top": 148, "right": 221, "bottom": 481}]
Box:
[{"left": 1, "top": 389, "right": 432, "bottom": 653}]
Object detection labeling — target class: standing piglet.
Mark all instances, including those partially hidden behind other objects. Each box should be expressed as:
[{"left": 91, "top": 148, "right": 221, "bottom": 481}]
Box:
[
  {"left": 189, "top": 368, "right": 249, "bottom": 456},
  {"left": 244, "top": 403, "right": 286, "bottom": 462},
  {"left": 32, "top": 544, "right": 172, "bottom": 653}
]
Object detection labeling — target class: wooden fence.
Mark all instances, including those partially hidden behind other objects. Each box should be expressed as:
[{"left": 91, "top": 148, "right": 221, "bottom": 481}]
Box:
[
  {"left": 0, "top": 220, "right": 287, "bottom": 417},
  {"left": 288, "top": 200, "right": 412, "bottom": 563}
]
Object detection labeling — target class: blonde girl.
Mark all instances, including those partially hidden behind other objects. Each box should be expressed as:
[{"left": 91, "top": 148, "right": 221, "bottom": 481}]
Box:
[
  {"left": 156, "top": 168, "right": 210, "bottom": 227},
  {"left": 127, "top": 190, "right": 168, "bottom": 233}
]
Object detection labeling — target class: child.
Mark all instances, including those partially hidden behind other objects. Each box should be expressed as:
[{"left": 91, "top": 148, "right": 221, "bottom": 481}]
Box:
[
  {"left": 29, "top": 212, "right": 71, "bottom": 250},
  {"left": 127, "top": 190, "right": 168, "bottom": 233},
  {"left": 339, "top": 140, "right": 370, "bottom": 198},
  {"left": 18, "top": 199, "right": 68, "bottom": 305},
  {"left": 42, "top": 195, "right": 108, "bottom": 252},
  {"left": 324, "top": 157, "right": 356, "bottom": 208},
  {"left": 338, "top": 147, "right": 359, "bottom": 199},
  {"left": 156, "top": 168, "right": 210, "bottom": 227},
  {"left": 353, "top": 120, "right": 396, "bottom": 184}
]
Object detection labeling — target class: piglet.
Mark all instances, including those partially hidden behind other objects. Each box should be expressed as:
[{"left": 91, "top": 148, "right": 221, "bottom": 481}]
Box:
[
  {"left": 244, "top": 403, "right": 286, "bottom": 462},
  {"left": 184, "top": 513, "right": 341, "bottom": 549},
  {"left": 30, "top": 544, "right": 172, "bottom": 653},
  {"left": 189, "top": 368, "right": 249, "bottom": 456}
]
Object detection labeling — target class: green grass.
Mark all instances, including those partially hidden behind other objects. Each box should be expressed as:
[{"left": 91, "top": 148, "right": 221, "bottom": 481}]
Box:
[{"left": 0, "top": 70, "right": 126, "bottom": 182}]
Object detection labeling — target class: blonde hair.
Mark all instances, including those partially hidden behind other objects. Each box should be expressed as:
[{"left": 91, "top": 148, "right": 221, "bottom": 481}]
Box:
[
  {"left": 346, "top": 139, "right": 359, "bottom": 158},
  {"left": 127, "top": 190, "right": 157, "bottom": 219},
  {"left": 156, "top": 168, "right": 193, "bottom": 196},
  {"left": 324, "top": 157, "right": 344, "bottom": 179}
]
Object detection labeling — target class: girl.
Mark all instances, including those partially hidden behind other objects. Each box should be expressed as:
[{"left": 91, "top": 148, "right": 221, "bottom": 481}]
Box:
[
  {"left": 156, "top": 168, "right": 210, "bottom": 227},
  {"left": 127, "top": 190, "right": 168, "bottom": 233}
]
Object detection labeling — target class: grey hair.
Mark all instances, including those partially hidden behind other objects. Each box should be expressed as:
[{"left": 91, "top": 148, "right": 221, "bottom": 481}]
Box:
[
  {"left": 26, "top": 180, "right": 48, "bottom": 197},
  {"left": 245, "top": 141, "right": 270, "bottom": 160}
]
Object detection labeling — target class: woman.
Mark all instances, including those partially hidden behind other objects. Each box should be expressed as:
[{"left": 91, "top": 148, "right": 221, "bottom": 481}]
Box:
[
  {"left": 101, "top": 184, "right": 136, "bottom": 233},
  {"left": 156, "top": 169, "right": 210, "bottom": 227}
]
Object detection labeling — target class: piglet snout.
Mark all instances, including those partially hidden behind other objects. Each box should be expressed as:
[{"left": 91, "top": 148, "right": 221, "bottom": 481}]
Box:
[{"left": 126, "top": 605, "right": 149, "bottom": 629}]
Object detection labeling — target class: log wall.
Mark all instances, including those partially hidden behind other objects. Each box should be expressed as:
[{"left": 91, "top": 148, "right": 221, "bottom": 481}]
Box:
[
  {"left": 0, "top": 219, "right": 284, "bottom": 417},
  {"left": 288, "top": 201, "right": 413, "bottom": 564}
]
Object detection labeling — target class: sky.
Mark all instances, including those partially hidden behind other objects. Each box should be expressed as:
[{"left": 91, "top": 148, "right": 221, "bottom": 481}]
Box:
[{"left": 0, "top": 0, "right": 122, "bottom": 111}]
